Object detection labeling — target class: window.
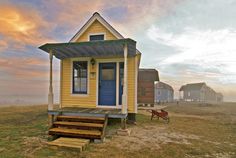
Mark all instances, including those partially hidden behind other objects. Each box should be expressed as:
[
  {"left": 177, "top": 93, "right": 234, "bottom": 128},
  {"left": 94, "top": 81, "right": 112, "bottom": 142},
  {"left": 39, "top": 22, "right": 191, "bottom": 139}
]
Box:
[
  {"left": 102, "top": 68, "right": 115, "bottom": 80},
  {"left": 73, "top": 61, "right": 88, "bottom": 94},
  {"left": 188, "top": 92, "right": 191, "bottom": 97},
  {"left": 89, "top": 34, "right": 104, "bottom": 41}
]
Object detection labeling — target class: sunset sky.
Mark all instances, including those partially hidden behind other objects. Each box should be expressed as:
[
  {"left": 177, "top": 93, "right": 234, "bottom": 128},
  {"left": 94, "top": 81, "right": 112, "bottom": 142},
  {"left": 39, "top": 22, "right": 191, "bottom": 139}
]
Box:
[{"left": 0, "top": 0, "right": 236, "bottom": 104}]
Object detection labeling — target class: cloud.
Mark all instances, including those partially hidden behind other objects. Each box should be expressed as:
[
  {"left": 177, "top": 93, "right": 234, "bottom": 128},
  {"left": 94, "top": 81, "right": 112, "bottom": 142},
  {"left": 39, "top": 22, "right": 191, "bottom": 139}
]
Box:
[
  {"left": 0, "top": 40, "right": 8, "bottom": 51},
  {"left": 0, "top": 3, "right": 55, "bottom": 51},
  {"left": 39, "top": 0, "right": 182, "bottom": 39},
  {"left": 0, "top": 0, "right": 235, "bottom": 102},
  {"left": 0, "top": 57, "right": 59, "bottom": 79},
  {"left": 147, "top": 26, "right": 236, "bottom": 84},
  {"left": 101, "top": 0, "right": 183, "bottom": 36}
]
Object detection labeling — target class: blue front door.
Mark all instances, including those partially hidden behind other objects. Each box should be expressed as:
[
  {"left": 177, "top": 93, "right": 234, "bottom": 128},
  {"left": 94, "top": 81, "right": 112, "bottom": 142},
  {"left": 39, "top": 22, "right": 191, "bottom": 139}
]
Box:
[{"left": 98, "top": 63, "right": 116, "bottom": 106}]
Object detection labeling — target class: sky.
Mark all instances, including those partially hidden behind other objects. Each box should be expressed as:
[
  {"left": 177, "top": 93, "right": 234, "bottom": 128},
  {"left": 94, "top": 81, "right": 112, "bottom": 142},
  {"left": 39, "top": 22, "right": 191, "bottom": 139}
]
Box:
[{"left": 0, "top": 0, "right": 236, "bottom": 104}]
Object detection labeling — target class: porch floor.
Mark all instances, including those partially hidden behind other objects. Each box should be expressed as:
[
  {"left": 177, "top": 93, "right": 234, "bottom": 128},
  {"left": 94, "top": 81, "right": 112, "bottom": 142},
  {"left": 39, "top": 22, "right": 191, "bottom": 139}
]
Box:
[{"left": 48, "top": 107, "right": 126, "bottom": 119}]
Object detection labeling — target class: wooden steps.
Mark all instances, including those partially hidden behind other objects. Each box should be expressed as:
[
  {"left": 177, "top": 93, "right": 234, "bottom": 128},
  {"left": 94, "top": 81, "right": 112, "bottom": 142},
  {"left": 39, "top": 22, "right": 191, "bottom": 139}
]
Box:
[
  {"left": 47, "top": 137, "right": 90, "bottom": 151},
  {"left": 49, "top": 128, "right": 102, "bottom": 139},
  {"left": 49, "top": 115, "right": 108, "bottom": 140},
  {"left": 53, "top": 121, "right": 103, "bottom": 130},
  {"left": 57, "top": 115, "right": 105, "bottom": 123}
]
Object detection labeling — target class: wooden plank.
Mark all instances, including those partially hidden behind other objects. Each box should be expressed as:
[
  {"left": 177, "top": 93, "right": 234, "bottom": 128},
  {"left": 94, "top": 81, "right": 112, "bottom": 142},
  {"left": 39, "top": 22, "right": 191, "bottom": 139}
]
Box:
[
  {"left": 88, "top": 109, "right": 102, "bottom": 114},
  {"left": 49, "top": 128, "right": 102, "bottom": 139},
  {"left": 93, "top": 109, "right": 103, "bottom": 114},
  {"left": 101, "top": 115, "right": 108, "bottom": 139},
  {"left": 57, "top": 115, "right": 105, "bottom": 121},
  {"left": 48, "top": 142, "right": 83, "bottom": 151},
  {"left": 57, "top": 137, "right": 90, "bottom": 144},
  {"left": 53, "top": 121, "right": 103, "bottom": 128},
  {"left": 49, "top": 128, "right": 101, "bottom": 136},
  {"left": 79, "top": 108, "right": 94, "bottom": 112},
  {"left": 52, "top": 138, "right": 89, "bottom": 150},
  {"left": 77, "top": 108, "right": 93, "bottom": 112},
  {"left": 50, "top": 140, "right": 85, "bottom": 147},
  {"left": 47, "top": 137, "right": 90, "bottom": 151}
]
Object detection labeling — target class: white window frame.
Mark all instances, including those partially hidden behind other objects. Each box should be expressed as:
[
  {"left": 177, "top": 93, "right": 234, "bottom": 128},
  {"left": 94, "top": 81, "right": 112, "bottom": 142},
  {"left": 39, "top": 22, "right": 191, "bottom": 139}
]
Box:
[
  {"left": 70, "top": 58, "right": 90, "bottom": 97},
  {"left": 88, "top": 33, "right": 106, "bottom": 41}
]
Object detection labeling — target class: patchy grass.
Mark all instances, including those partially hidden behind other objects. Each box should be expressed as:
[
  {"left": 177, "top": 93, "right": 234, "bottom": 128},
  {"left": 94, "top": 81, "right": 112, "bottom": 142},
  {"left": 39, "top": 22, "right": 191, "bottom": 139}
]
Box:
[{"left": 0, "top": 103, "right": 235, "bottom": 157}]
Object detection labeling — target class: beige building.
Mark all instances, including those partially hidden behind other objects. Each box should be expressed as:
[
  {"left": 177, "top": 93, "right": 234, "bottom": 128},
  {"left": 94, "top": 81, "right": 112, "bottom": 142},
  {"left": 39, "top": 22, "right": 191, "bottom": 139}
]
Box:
[{"left": 179, "top": 82, "right": 223, "bottom": 103}]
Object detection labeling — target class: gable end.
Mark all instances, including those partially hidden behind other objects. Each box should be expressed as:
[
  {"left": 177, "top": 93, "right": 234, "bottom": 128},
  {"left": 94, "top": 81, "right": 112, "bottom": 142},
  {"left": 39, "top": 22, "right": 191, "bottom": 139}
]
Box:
[{"left": 70, "top": 12, "right": 124, "bottom": 42}]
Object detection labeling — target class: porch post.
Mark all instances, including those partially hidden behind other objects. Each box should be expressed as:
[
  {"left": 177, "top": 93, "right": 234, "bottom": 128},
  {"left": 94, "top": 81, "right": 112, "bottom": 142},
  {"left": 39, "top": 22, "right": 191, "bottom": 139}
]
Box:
[
  {"left": 48, "top": 50, "right": 54, "bottom": 111},
  {"left": 121, "top": 43, "right": 128, "bottom": 129}
]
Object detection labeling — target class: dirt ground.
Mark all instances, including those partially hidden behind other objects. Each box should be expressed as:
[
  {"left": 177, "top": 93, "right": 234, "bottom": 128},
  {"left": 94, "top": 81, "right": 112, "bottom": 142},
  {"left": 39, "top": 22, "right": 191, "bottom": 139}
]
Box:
[
  {"left": 0, "top": 102, "right": 235, "bottom": 158},
  {"left": 80, "top": 102, "right": 236, "bottom": 158}
]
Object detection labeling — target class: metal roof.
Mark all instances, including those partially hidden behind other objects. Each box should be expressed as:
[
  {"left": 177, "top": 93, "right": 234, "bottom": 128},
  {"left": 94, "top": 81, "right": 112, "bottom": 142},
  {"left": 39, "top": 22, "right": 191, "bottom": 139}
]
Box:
[
  {"left": 179, "top": 82, "right": 206, "bottom": 91},
  {"left": 138, "top": 69, "right": 159, "bottom": 81},
  {"left": 39, "top": 38, "right": 136, "bottom": 60},
  {"left": 155, "top": 81, "right": 174, "bottom": 91}
]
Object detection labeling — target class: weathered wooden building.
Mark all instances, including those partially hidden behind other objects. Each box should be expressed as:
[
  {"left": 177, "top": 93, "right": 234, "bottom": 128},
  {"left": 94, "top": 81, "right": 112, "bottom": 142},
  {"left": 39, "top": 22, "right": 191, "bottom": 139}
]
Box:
[
  {"left": 179, "top": 82, "right": 223, "bottom": 103},
  {"left": 138, "top": 69, "right": 159, "bottom": 106},
  {"left": 155, "top": 81, "right": 174, "bottom": 103}
]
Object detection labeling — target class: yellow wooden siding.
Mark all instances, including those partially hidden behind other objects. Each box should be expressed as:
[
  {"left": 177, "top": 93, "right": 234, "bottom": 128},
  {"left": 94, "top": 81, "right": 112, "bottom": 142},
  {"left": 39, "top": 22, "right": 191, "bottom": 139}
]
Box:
[
  {"left": 61, "top": 59, "right": 97, "bottom": 108},
  {"left": 61, "top": 57, "right": 137, "bottom": 113},
  {"left": 76, "top": 20, "right": 117, "bottom": 42},
  {"left": 60, "top": 19, "right": 138, "bottom": 113},
  {"left": 127, "top": 57, "right": 136, "bottom": 113}
]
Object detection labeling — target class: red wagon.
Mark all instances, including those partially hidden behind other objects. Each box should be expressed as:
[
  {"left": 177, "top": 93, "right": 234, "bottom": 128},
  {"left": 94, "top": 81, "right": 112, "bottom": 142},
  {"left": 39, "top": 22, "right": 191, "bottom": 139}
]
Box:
[{"left": 149, "top": 109, "right": 170, "bottom": 123}]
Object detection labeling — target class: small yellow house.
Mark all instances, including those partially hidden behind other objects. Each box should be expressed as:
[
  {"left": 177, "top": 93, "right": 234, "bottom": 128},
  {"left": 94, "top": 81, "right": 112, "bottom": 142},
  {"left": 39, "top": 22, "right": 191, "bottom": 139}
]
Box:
[{"left": 39, "top": 12, "right": 141, "bottom": 124}]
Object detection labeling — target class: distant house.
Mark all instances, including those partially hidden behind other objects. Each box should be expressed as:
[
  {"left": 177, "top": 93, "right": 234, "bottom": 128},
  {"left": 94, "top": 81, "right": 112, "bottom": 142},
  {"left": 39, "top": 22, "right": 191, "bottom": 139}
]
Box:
[
  {"left": 216, "top": 93, "right": 223, "bottom": 102},
  {"left": 179, "top": 82, "right": 223, "bottom": 102},
  {"left": 138, "top": 69, "right": 159, "bottom": 106},
  {"left": 155, "top": 81, "right": 174, "bottom": 103}
]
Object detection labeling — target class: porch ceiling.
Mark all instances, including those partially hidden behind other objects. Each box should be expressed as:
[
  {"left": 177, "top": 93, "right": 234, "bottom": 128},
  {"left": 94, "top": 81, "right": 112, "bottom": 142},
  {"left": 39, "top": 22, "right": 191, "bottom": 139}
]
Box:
[{"left": 39, "top": 38, "right": 137, "bottom": 59}]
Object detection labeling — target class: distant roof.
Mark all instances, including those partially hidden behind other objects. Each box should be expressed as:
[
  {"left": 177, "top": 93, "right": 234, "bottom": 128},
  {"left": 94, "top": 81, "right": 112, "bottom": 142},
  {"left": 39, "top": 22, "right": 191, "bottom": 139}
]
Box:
[
  {"left": 179, "top": 82, "right": 206, "bottom": 91},
  {"left": 155, "top": 81, "right": 174, "bottom": 91},
  {"left": 39, "top": 38, "right": 137, "bottom": 59},
  {"left": 138, "top": 69, "right": 159, "bottom": 81}
]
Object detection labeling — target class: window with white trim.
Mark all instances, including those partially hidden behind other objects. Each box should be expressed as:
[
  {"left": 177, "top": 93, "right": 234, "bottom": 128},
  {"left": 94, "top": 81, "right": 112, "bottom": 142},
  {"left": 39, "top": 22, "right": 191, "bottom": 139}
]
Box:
[
  {"left": 188, "top": 92, "right": 191, "bottom": 97},
  {"left": 72, "top": 61, "right": 88, "bottom": 94},
  {"left": 89, "top": 34, "right": 104, "bottom": 41}
]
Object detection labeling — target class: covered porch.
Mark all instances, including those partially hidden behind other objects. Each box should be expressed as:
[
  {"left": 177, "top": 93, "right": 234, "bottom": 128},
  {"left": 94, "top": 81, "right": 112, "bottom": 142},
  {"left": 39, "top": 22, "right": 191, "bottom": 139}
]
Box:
[
  {"left": 39, "top": 38, "right": 137, "bottom": 125},
  {"left": 48, "top": 107, "right": 126, "bottom": 119}
]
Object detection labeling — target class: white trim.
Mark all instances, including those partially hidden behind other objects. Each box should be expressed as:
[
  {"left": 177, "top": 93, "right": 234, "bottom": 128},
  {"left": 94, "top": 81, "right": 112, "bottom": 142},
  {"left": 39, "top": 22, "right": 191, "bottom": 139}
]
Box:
[
  {"left": 48, "top": 50, "right": 54, "bottom": 110},
  {"left": 122, "top": 44, "right": 128, "bottom": 114},
  {"left": 88, "top": 33, "right": 106, "bottom": 41},
  {"left": 116, "top": 62, "right": 119, "bottom": 107},
  {"left": 96, "top": 62, "right": 99, "bottom": 106},
  {"left": 70, "top": 58, "right": 90, "bottom": 97},
  {"left": 96, "top": 58, "right": 124, "bottom": 108},
  {"left": 59, "top": 60, "right": 62, "bottom": 108},
  {"left": 70, "top": 13, "right": 123, "bottom": 42},
  {"left": 96, "top": 106, "right": 121, "bottom": 109}
]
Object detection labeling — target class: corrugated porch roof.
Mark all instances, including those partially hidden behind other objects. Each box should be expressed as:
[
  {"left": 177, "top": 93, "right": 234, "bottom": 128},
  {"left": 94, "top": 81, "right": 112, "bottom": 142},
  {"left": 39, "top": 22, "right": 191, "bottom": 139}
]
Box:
[{"left": 39, "top": 38, "right": 137, "bottom": 60}]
